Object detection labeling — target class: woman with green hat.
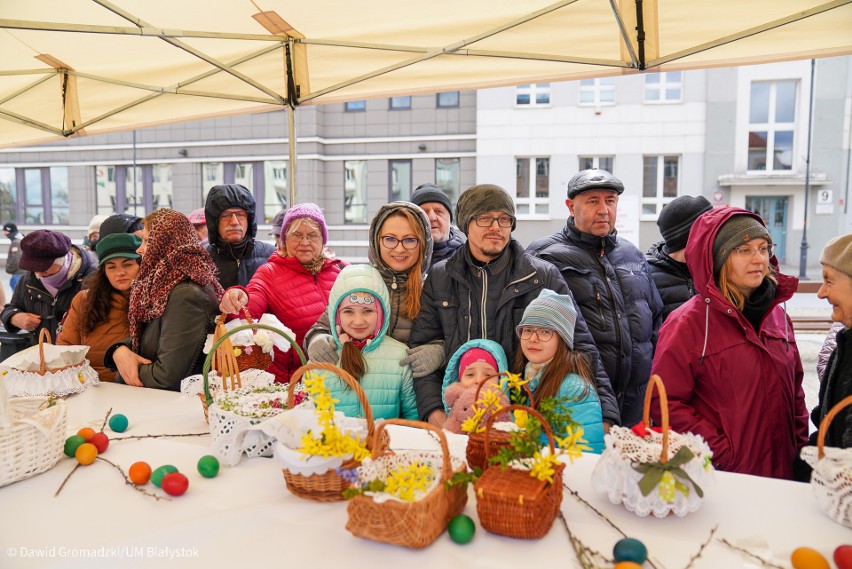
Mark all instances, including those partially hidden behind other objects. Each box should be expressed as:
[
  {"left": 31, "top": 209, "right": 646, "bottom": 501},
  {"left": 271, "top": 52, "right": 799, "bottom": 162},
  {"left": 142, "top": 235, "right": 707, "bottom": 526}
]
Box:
[{"left": 57, "top": 233, "right": 142, "bottom": 382}]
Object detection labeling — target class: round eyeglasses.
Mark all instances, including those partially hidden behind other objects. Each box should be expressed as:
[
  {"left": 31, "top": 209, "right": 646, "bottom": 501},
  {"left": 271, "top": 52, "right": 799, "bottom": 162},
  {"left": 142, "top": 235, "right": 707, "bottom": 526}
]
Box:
[
  {"left": 473, "top": 214, "right": 514, "bottom": 228},
  {"left": 733, "top": 243, "right": 777, "bottom": 259},
  {"left": 517, "top": 327, "right": 555, "bottom": 342},
  {"left": 380, "top": 236, "right": 420, "bottom": 250}
]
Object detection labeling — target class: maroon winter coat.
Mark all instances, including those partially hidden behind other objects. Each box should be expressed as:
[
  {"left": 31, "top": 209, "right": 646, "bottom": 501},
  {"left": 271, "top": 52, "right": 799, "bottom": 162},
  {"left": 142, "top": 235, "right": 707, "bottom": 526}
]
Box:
[
  {"left": 650, "top": 207, "right": 808, "bottom": 480},
  {"left": 233, "top": 252, "right": 343, "bottom": 382}
]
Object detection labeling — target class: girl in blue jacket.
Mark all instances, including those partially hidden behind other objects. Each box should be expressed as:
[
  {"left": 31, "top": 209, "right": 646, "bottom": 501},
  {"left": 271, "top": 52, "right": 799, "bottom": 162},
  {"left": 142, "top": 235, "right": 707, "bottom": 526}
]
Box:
[
  {"left": 515, "top": 289, "right": 605, "bottom": 454},
  {"left": 318, "top": 264, "right": 418, "bottom": 421}
]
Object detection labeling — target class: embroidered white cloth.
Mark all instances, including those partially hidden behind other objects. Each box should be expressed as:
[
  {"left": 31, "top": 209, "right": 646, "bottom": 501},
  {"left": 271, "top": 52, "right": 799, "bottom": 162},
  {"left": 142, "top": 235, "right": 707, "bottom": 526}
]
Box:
[
  {"left": 180, "top": 369, "right": 275, "bottom": 398},
  {"left": 354, "top": 451, "right": 465, "bottom": 504},
  {"left": 801, "top": 445, "right": 852, "bottom": 528},
  {"left": 1, "top": 363, "right": 99, "bottom": 398}
]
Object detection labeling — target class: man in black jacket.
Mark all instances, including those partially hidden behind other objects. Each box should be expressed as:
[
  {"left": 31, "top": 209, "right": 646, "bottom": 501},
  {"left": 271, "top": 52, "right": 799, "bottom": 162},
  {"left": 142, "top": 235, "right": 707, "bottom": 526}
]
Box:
[
  {"left": 409, "top": 184, "right": 619, "bottom": 428},
  {"left": 410, "top": 183, "right": 466, "bottom": 269},
  {"left": 646, "top": 195, "right": 713, "bottom": 322},
  {"left": 527, "top": 170, "right": 662, "bottom": 427},
  {"left": 205, "top": 184, "right": 275, "bottom": 289}
]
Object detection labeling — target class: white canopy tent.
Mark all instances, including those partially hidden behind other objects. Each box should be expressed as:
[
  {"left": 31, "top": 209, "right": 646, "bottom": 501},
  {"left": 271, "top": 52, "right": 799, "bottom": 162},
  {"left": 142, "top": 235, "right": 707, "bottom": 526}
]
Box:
[{"left": 2, "top": 0, "right": 851, "bottom": 203}]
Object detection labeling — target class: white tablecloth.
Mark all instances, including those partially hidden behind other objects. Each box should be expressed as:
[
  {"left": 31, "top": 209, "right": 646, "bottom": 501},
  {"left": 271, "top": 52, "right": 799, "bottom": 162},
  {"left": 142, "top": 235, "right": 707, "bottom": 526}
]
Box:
[{"left": 0, "top": 383, "right": 848, "bottom": 569}]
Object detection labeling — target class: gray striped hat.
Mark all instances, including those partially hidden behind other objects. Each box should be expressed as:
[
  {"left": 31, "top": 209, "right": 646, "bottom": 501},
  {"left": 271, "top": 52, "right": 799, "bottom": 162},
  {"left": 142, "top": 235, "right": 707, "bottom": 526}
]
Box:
[{"left": 516, "top": 289, "right": 578, "bottom": 349}]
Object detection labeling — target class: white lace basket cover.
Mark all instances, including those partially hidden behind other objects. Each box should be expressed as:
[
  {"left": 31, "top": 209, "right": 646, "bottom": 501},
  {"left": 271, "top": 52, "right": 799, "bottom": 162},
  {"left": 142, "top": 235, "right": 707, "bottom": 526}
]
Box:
[
  {"left": 180, "top": 368, "right": 275, "bottom": 398},
  {"left": 0, "top": 338, "right": 99, "bottom": 397},
  {"left": 351, "top": 450, "right": 465, "bottom": 504},
  {"left": 271, "top": 407, "right": 372, "bottom": 477},
  {"left": 207, "top": 382, "right": 304, "bottom": 466},
  {"left": 0, "top": 379, "right": 68, "bottom": 487}
]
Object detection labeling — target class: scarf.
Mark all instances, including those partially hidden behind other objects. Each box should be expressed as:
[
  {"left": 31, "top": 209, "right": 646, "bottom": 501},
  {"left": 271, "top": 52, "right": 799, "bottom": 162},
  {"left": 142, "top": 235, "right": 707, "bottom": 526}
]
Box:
[
  {"left": 742, "top": 279, "right": 776, "bottom": 334},
  {"left": 128, "top": 209, "right": 224, "bottom": 351},
  {"left": 39, "top": 252, "right": 72, "bottom": 297}
]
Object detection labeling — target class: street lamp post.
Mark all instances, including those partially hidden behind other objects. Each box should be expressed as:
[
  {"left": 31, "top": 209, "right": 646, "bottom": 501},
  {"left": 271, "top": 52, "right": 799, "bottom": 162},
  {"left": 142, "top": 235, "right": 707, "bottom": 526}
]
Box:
[{"left": 799, "top": 59, "right": 816, "bottom": 279}]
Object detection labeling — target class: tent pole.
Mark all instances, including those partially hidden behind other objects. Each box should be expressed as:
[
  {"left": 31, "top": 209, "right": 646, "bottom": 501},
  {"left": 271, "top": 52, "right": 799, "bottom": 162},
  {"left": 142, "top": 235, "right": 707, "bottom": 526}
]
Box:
[
  {"left": 285, "top": 40, "right": 298, "bottom": 208},
  {"left": 799, "top": 58, "right": 816, "bottom": 279},
  {"left": 634, "top": 0, "right": 646, "bottom": 70}
]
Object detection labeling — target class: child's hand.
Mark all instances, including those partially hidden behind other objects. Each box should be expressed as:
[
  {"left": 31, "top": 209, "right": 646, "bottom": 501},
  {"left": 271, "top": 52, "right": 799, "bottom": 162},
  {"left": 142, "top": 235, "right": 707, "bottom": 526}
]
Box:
[{"left": 336, "top": 325, "right": 351, "bottom": 345}]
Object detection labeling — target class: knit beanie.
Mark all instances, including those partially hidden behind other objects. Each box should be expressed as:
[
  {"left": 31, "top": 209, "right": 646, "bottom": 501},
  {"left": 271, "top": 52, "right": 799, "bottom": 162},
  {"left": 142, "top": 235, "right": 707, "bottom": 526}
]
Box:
[
  {"left": 335, "top": 291, "right": 384, "bottom": 340},
  {"left": 270, "top": 208, "right": 287, "bottom": 237},
  {"left": 820, "top": 233, "right": 852, "bottom": 278},
  {"left": 411, "top": 184, "right": 453, "bottom": 222},
  {"left": 712, "top": 214, "right": 772, "bottom": 273},
  {"left": 516, "top": 289, "right": 578, "bottom": 349},
  {"left": 657, "top": 195, "right": 713, "bottom": 253},
  {"left": 281, "top": 203, "right": 328, "bottom": 244},
  {"left": 455, "top": 184, "right": 516, "bottom": 236},
  {"left": 458, "top": 348, "right": 499, "bottom": 380},
  {"left": 19, "top": 230, "right": 72, "bottom": 272},
  {"left": 88, "top": 214, "right": 110, "bottom": 237}
]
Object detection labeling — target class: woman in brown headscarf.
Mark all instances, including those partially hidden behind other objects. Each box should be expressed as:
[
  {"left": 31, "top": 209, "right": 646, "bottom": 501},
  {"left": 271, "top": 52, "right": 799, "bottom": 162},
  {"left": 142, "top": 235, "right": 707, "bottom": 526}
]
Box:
[{"left": 104, "top": 209, "right": 223, "bottom": 390}]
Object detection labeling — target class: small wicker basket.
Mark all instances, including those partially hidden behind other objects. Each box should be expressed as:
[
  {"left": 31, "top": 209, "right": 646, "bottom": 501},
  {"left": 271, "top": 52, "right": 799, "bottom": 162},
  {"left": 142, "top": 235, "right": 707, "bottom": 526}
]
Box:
[
  {"left": 465, "top": 372, "right": 531, "bottom": 471},
  {"left": 0, "top": 379, "right": 68, "bottom": 488},
  {"left": 281, "top": 362, "right": 388, "bottom": 502},
  {"left": 801, "top": 394, "right": 852, "bottom": 528},
  {"left": 474, "top": 405, "right": 564, "bottom": 539},
  {"left": 346, "top": 418, "right": 468, "bottom": 549}
]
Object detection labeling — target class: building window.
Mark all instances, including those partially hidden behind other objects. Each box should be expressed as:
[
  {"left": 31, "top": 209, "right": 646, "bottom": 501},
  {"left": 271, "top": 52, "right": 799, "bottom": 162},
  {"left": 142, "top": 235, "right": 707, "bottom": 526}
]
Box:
[
  {"left": 389, "top": 160, "right": 412, "bottom": 202},
  {"left": 344, "top": 160, "right": 368, "bottom": 224},
  {"left": 642, "top": 156, "right": 679, "bottom": 219},
  {"left": 644, "top": 72, "right": 682, "bottom": 103},
  {"left": 579, "top": 156, "right": 614, "bottom": 173},
  {"left": 515, "top": 158, "right": 550, "bottom": 216},
  {"left": 19, "top": 167, "right": 69, "bottom": 224},
  {"left": 389, "top": 96, "right": 411, "bottom": 110},
  {"left": 516, "top": 83, "right": 551, "bottom": 106},
  {"left": 579, "top": 78, "right": 615, "bottom": 106},
  {"left": 345, "top": 100, "right": 366, "bottom": 112},
  {"left": 437, "top": 91, "right": 460, "bottom": 108},
  {"left": 263, "top": 160, "right": 288, "bottom": 221},
  {"left": 0, "top": 168, "right": 15, "bottom": 223},
  {"left": 435, "top": 158, "right": 460, "bottom": 205},
  {"left": 200, "top": 161, "right": 288, "bottom": 222},
  {"left": 747, "top": 80, "right": 796, "bottom": 172},
  {"left": 96, "top": 164, "right": 172, "bottom": 216}
]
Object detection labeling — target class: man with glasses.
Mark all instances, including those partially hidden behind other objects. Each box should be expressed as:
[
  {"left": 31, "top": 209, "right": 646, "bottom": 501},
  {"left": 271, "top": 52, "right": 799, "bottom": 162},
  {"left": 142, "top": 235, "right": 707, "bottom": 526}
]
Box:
[
  {"left": 409, "top": 184, "right": 619, "bottom": 429},
  {"left": 204, "top": 184, "right": 275, "bottom": 288},
  {"left": 527, "top": 169, "right": 663, "bottom": 426}
]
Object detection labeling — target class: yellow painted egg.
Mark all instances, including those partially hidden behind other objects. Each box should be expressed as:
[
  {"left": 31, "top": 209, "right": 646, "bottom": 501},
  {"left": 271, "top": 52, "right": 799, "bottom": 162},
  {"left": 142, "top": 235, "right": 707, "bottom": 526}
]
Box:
[{"left": 791, "top": 547, "right": 830, "bottom": 569}]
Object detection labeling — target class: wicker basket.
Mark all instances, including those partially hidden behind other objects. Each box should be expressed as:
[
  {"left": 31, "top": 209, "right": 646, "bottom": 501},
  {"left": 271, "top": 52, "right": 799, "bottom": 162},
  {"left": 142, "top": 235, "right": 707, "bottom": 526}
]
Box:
[
  {"left": 346, "top": 419, "right": 468, "bottom": 549},
  {"left": 0, "top": 378, "right": 68, "bottom": 488},
  {"left": 281, "top": 362, "right": 388, "bottom": 502},
  {"left": 474, "top": 405, "right": 564, "bottom": 539},
  {"left": 221, "top": 309, "right": 273, "bottom": 371},
  {"left": 466, "top": 372, "right": 532, "bottom": 471},
  {"left": 801, "top": 394, "right": 852, "bottom": 528}
]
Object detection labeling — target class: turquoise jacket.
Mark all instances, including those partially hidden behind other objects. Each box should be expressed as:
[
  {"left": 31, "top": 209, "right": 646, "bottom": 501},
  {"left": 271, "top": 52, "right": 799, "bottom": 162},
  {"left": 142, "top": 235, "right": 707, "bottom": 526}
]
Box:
[
  {"left": 318, "top": 264, "right": 418, "bottom": 421},
  {"left": 526, "top": 364, "right": 605, "bottom": 454},
  {"left": 441, "top": 338, "right": 510, "bottom": 413}
]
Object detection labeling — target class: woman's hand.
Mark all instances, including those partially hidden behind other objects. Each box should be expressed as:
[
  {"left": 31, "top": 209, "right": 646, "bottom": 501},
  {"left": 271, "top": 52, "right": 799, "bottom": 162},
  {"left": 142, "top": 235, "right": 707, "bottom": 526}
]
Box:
[
  {"left": 427, "top": 409, "right": 447, "bottom": 428},
  {"left": 10, "top": 312, "right": 41, "bottom": 331},
  {"left": 112, "top": 346, "right": 152, "bottom": 387},
  {"left": 219, "top": 288, "right": 248, "bottom": 315}
]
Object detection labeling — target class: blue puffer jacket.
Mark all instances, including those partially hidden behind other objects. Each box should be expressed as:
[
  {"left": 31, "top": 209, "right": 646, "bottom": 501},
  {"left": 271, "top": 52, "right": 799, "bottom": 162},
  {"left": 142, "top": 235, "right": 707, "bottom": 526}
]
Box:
[
  {"left": 441, "top": 339, "right": 510, "bottom": 412},
  {"left": 319, "top": 265, "right": 418, "bottom": 421},
  {"left": 525, "top": 364, "right": 605, "bottom": 454}
]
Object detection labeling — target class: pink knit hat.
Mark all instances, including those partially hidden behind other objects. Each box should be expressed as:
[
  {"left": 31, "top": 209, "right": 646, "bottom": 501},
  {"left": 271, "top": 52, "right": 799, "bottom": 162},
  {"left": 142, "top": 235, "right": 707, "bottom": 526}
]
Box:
[
  {"left": 458, "top": 348, "right": 498, "bottom": 381},
  {"left": 282, "top": 203, "right": 328, "bottom": 244},
  {"left": 335, "top": 291, "right": 384, "bottom": 340}
]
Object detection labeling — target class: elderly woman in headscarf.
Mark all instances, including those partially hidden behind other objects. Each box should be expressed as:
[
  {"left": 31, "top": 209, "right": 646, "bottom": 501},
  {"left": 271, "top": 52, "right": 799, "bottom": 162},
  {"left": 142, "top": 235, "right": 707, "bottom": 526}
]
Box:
[
  {"left": 304, "top": 201, "right": 443, "bottom": 379},
  {"left": 218, "top": 203, "right": 344, "bottom": 382},
  {"left": 104, "top": 209, "right": 223, "bottom": 390}
]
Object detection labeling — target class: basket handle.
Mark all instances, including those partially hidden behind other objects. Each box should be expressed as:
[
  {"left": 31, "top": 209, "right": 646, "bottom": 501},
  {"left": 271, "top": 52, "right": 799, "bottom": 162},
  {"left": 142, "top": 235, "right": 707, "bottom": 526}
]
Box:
[
  {"left": 370, "top": 418, "right": 453, "bottom": 483},
  {"left": 38, "top": 328, "right": 52, "bottom": 374},
  {"left": 287, "top": 362, "right": 377, "bottom": 444},
  {"left": 202, "top": 323, "right": 306, "bottom": 407},
  {"left": 482, "top": 404, "right": 557, "bottom": 463},
  {"left": 211, "top": 318, "right": 240, "bottom": 388},
  {"left": 643, "top": 374, "right": 670, "bottom": 464},
  {"left": 817, "top": 394, "right": 852, "bottom": 459}
]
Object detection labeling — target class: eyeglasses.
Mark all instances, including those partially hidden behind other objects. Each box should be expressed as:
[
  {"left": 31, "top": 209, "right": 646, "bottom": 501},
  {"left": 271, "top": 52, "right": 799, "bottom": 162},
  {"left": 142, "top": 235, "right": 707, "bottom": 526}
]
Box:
[
  {"left": 220, "top": 210, "right": 248, "bottom": 222},
  {"left": 473, "top": 214, "right": 514, "bottom": 228},
  {"left": 733, "top": 243, "right": 776, "bottom": 259},
  {"left": 380, "top": 236, "right": 420, "bottom": 250},
  {"left": 517, "top": 327, "right": 555, "bottom": 342},
  {"left": 287, "top": 232, "right": 322, "bottom": 244}
]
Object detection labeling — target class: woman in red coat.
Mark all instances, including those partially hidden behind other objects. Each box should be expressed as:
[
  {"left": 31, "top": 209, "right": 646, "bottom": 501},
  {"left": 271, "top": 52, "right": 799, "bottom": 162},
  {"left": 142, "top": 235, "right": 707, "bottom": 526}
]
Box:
[
  {"left": 650, "top": 207, "right": 808, "bottom": 480},
  {"left": 219, "top": 203, "right": 343, "bottom": 382}
]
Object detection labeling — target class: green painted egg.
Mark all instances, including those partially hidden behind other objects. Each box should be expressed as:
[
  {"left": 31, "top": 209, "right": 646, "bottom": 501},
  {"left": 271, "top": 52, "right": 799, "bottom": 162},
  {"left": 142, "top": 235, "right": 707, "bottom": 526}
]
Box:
[
  {"left": 63, "top": 435, "right": 86, "bottom": 457},
  {"left": 447, "top": 514, "right": 475, "bottom": 544},
  {"left": 108, "top": 414, "right": 129, "bottom": 433},
  {"left": 614, "top": 537, "right": 648, "bottom": 564},
  {"left": 197, "top": 455, "right": 220, "bottom": 478},
  {"left": 150, "top": 465, "right": 179, "bottom": 488}
]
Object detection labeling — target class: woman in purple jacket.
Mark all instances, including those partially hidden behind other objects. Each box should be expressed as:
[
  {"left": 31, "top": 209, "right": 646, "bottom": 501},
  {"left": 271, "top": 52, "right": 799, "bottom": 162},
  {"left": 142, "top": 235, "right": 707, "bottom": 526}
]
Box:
[{"left": 650, "top": 207, "right": 808, "bottom": 480}]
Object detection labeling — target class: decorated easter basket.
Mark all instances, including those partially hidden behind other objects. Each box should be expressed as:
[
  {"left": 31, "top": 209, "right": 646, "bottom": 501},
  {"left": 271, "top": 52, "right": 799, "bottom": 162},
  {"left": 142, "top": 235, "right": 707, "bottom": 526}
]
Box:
[
  {"left": 0, "top": 378, "right": 68, "bottom": 487},
  {"left": 228, "top": 309, "right": 273, "bottom": 371},
  {"left": 591, "top": 375, "right": 715, "bottom": 518},
  {"left": 0, "top": 329, "right": 99, "bottom": 397},
  {"left": 280, "top": 362, "right": 390, "bottom": 503},
  {"left": 800, "top": 394, "right": 852, "bottom": 528},
  {"left": 465, "top": 372, "right": 531, "bottom": 471},
  {"left": 474, "top": 405, "right": 564, "bottom": 539},
  {"left": 345, "top": 419, "right": 468, "bottom": 549}
]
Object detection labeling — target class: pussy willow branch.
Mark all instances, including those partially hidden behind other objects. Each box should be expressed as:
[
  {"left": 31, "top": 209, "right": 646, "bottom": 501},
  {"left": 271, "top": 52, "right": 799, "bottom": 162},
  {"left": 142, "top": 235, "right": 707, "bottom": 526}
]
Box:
[
  {"left": 684, "top": 525, "right": 718, "bottom": 569},
  {"left": 110, "top": 432, "right": 208, "bottom": 441},
  {"left": 718, "top": 538, "right": 785, "bottom": 569},
  {"left": 100, "top": 407, "right": 113, "bottom": 431},
  {"left": 54, "top": 463, "right": 80, "bottom": 497},
  {"left": 558, "top": 511, "right": 608, "bottom": 569},
  {"left": 97, "top": 456, "right": 170, "bottom": 501}
]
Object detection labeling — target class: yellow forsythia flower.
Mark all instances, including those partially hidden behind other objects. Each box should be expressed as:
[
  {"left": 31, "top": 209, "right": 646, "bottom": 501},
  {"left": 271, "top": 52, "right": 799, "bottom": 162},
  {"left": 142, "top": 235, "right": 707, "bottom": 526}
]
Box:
[{"left": 384, "top": 461, "right": 435, "bottom": 502}]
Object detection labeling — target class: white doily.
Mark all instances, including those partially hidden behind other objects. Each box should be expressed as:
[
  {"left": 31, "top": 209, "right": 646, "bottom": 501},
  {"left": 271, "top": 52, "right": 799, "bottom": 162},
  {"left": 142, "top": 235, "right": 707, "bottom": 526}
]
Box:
[
  {"left": 180, "top": 369, "right": 275, "bottom": 399},
  {"left": 352, "top": 451, "right": 464, "bottom": 504},
  {"left": 1, "top": 362, "right": 99, "bottom": 398},
  {"left": 801, "top": 445, "right": 852, "bottom": 528},
  {"left": 203, "top": 314, "right": 295, "bottom": 355},
  {"left": 591, "top": 426, "right": 715, "bottom": 518}
]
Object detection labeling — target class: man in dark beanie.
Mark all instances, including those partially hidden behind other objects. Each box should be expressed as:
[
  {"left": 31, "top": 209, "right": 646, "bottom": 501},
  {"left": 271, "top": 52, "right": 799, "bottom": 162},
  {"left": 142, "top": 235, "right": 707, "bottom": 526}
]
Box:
[
  {"left": 0, "top": 229, "right": 95, "bottom": 345},
  {"left": 646, "top": 195, "right": 713, "bottom": 321},
  {"left": 409, "top": 183, "right": 617, "bottom": 429},
  {"left": 410, "top": 183, "right": 465, "bottom": 268},
  {"left": 204, "top": 184, "right": 275, "bottom": 289},
  {"left": 527, "top": 169, "right": 662, "bottom": 427},
  {"left": 99, "top": 213, "right": 144, "bottom": 238}
]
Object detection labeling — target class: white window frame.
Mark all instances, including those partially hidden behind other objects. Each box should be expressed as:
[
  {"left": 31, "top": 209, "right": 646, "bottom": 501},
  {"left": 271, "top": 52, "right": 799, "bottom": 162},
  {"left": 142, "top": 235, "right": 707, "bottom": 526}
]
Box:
[
  {"left": 641, "top": 155, "right": 680, "bottom": 221},
  {"left": 746, "top": 80, "right": 797, "bottom": 174},
  {"left": 515, "top": 83, "right": 551, "bottom": 107},
  {"left": 578, "top": 156, "right": 614, "bottom": 173},
  {"left": 515, "top": 157, "right": 550, "bottom": 219},
  {"left": 579, "top": 78, "right": 615, "bottom": 107},
  {"left": 644, "top": 72, "right": 683, "bottom": 104}
]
